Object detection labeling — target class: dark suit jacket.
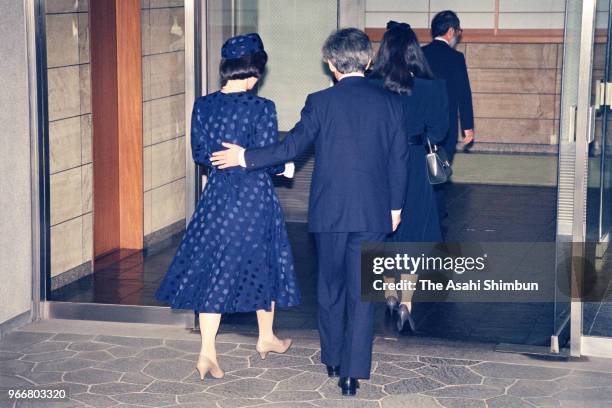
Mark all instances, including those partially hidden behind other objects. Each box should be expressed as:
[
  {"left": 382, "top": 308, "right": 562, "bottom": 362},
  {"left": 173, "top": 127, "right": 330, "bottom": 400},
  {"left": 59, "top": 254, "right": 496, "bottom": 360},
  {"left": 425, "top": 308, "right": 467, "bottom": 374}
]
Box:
[
  {"left": 422, "top": 40, "right": 474, "bottom": 159},
  {"left": 244, "top": 76, "right": 409, "bottom": 233}
]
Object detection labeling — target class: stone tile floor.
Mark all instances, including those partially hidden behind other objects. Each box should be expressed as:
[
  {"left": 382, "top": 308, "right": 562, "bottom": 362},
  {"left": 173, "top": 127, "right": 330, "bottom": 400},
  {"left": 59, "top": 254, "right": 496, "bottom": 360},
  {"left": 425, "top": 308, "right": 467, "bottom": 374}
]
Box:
[
  {"left": 2, "top": 321, "right": 612, "bottom": 408},
  {"left": 49, "top": 184, "right": 568, "bottom": 346}
]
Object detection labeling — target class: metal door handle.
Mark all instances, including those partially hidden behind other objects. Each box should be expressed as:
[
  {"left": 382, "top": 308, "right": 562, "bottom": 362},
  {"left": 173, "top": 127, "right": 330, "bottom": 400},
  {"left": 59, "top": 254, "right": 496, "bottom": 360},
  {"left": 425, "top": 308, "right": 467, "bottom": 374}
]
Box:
[
  {"left": 568, "top": 105, "right": 577, "bottom": 142},
  {"left": 595, "top": 80, "right": 605, "bottom": 109},
  {"left": 587, "top": 106, "right": 596, "bottom": 144},
  {"left": 606, "top": 82, "right": 612, "bottom": 108}
]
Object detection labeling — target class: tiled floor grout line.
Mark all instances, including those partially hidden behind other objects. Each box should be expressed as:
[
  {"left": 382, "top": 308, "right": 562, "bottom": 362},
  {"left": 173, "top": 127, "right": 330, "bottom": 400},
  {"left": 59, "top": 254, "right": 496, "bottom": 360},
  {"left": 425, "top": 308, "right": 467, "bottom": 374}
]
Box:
[{"left": 15, "top": 329, "right": 612, "bottom": 374}]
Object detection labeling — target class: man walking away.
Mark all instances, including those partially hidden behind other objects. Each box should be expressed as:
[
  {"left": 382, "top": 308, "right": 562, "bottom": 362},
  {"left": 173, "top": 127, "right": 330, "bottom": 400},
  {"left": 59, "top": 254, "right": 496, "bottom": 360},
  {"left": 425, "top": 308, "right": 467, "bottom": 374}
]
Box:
[{"left": 422, "top": 10, "right": 475, "bottom": 220}]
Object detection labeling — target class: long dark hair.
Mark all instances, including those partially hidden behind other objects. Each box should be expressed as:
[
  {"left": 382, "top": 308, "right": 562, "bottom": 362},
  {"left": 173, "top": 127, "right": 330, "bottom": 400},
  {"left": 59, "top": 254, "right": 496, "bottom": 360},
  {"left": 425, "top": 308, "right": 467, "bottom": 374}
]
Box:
[{"left": 370, "top": 22, "right": 434, "bottom": 94}]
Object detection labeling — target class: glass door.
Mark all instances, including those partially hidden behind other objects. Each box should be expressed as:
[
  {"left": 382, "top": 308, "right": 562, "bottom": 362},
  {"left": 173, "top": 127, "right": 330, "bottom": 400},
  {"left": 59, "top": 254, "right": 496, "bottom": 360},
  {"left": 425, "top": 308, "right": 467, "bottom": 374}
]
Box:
[
  {"left": 552, "top": 0, "right": 592, "bottom": 354},
  {"left": 553, "top": 0, "right": 601, "bottom": 355},
  {"left": 596, "top": 0, "right": 612, "bottom": 245},
  {"left": 581, "top": 0, "right": 612, "bottom": 356}
]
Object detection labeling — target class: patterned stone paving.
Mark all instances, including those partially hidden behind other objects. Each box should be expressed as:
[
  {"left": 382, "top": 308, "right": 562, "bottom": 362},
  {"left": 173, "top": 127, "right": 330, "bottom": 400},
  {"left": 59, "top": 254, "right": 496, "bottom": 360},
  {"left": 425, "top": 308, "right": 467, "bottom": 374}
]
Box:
[{"left": 1, "top": 330, "right": 612, "bottom": 407}]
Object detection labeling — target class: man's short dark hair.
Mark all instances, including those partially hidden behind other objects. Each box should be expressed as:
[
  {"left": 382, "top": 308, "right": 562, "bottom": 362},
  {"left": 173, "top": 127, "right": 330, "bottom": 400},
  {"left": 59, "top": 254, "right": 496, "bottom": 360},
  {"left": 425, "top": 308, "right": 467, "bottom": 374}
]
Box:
[
  {"left": 431, "top": 10, "right": 461, "bottom": 38},
  {"left": 322, "top": 28, "right": 373, "bottom": 74},
  {"left": 219, "top": 50, "right": 268, "bottom": 85}
]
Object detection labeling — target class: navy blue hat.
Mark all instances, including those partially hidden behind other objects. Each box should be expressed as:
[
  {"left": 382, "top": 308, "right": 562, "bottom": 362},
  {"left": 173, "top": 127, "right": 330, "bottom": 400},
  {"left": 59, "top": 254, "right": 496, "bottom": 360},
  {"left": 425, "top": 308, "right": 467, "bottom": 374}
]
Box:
[{"left": 221, "top": 33, "right": 265, "bottom": 59}]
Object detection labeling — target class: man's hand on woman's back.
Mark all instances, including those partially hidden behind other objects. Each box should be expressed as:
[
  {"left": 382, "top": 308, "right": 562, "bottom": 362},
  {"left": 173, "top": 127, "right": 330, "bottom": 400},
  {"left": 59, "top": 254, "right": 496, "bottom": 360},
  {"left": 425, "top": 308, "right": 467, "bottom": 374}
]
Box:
[{"left": 211, "top": 142, "right": 245, "bottom": 169}]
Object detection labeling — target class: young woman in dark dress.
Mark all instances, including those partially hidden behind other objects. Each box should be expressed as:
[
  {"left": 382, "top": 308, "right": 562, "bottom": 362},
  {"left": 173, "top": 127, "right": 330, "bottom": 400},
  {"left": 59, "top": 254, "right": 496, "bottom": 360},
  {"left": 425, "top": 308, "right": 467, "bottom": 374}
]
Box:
[
  {"left": 369, "top": 21, "right": 449, "bottom": 332},
  {"left": 155, "top": 33, "right": 300, "bottom": 380}
]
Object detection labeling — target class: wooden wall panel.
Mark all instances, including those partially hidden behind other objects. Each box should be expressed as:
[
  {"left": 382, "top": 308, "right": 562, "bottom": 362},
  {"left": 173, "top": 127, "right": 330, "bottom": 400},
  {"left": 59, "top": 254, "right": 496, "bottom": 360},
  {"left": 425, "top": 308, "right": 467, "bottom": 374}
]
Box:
[
  {"left": 91, "top": 0, "right": 143, "bottom": 258},
  {"left": 116, "top": 0, "right": 143, "bottom": 250},
  {"left": 473, "top": 93, "right": 556, "bottom": 120},
  {"left": 465, "top": 43, "right": 558, "bottom": 69},
  {"left": 474, "top": 118, "right": 556, "bottom": 144},
  {"left": 468, "top": 68, "right": 556, "bottom": 94},
  {"left": 90, "top": 0, "right": 119, "bottom": 257}
]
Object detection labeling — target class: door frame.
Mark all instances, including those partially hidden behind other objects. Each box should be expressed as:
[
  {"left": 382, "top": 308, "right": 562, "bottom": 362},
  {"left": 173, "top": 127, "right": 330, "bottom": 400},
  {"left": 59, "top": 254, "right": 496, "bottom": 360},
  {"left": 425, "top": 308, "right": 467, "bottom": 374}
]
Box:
[
  {"left": 565, "top": 0, "right": 612, "bottom": 357},
  {"left": 32, "top": 0, "right": 360, "bottom": 326},
  {"left": 32, "top": 0, "right": 200, "bottom": 326},
  {"left": 576, "top": 0, "right": 612, "bottom": 357}
]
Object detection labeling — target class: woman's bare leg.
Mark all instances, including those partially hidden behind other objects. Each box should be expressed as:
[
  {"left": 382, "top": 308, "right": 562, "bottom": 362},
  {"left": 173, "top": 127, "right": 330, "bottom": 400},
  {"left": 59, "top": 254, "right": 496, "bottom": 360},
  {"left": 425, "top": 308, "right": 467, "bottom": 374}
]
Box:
[
  {"left": 255, "top": 302, "right": 292, "bottom": 359},
  {"left": 198, "top": 312, "right": 224, "bottom": 378},
  {"left": 400, "top": 273, "right": 418, "bottom": 312},
  {"left": 383, "top": 275, "right": 399, "bottom": 301},
  {"left": 256, "top": 301, "right": 276, "bottom": 343}
]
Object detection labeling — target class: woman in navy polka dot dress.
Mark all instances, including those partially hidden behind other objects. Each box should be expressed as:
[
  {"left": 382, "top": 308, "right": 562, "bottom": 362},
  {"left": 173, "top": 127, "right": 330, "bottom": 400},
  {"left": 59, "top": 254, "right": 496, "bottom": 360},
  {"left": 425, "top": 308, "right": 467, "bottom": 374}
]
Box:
[{"left": 155, "top": 33, "right": 300, "bottom": 380}]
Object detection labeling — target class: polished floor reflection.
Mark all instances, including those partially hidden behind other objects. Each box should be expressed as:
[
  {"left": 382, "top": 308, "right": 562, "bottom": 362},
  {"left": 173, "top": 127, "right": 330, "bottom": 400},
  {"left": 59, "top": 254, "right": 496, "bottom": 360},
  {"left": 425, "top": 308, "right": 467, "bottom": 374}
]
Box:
[{"left": 50, "top": 183, "right": 592, "bottom": 346}]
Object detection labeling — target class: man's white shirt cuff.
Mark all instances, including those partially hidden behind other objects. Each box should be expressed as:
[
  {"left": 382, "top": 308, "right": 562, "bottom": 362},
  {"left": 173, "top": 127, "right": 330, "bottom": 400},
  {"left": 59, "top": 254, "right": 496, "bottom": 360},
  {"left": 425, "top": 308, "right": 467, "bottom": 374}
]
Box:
[
  {"left": 281, "top": 162, "right": 295, "bottom": 179},
  {"left": 238, "top": 150, "right": 294, "bottom": 178}
]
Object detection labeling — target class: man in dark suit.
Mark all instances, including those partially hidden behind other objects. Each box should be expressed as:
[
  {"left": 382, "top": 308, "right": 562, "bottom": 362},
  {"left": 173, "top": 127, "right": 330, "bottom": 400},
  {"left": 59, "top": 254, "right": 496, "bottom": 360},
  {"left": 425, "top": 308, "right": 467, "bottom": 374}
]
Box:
[
  {"left": 422, "top": 10, "right": 474, "bottom": 162},
  {"left": 211, "top": 28, "right": 409, "bottom": 396},
  {"left": 422, "top": 10, "right": 475, "bottom": 221}
]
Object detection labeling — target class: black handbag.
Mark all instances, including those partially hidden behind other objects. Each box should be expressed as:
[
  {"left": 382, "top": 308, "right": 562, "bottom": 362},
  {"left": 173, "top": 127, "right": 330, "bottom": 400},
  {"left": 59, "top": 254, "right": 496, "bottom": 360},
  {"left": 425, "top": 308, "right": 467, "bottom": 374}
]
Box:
[{"left": 425, "top": 139, "right": 452, "bottom": 184}]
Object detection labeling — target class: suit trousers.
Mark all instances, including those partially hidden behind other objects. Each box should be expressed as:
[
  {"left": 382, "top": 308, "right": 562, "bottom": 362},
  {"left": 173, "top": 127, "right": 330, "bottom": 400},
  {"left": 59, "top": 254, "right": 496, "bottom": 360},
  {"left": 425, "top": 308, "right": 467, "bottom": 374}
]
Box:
[{"left": 314, "top": 231, "right": 386, "bottom": 379}]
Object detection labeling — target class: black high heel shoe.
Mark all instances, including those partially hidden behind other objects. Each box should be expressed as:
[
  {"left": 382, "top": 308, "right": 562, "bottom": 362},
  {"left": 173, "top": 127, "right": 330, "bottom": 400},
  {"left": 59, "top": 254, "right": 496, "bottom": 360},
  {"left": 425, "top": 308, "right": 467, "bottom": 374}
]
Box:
[
  {"left": 386, "top": 296, "right": 398, "bottom": 314},
  {"left": 397, "top": 304, "right": 416, "bottom": 332}
]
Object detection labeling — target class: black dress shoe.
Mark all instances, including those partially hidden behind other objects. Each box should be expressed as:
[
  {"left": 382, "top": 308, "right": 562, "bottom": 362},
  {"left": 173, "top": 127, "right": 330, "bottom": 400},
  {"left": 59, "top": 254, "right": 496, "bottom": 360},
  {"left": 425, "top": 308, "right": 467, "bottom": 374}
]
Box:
[
  {"left": 326, "top": 365, "right": 340, "bottom": 378},
  {"left": 338, "top": 377, "right": 359, "bottom": 396}
]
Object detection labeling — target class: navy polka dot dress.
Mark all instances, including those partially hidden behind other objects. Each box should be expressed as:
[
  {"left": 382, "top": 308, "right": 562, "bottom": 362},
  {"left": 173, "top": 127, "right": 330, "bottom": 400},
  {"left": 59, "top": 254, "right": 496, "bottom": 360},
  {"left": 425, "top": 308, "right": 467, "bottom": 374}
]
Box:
[{"left": 155, "top": 91, "right": 300, "bottom": 313}]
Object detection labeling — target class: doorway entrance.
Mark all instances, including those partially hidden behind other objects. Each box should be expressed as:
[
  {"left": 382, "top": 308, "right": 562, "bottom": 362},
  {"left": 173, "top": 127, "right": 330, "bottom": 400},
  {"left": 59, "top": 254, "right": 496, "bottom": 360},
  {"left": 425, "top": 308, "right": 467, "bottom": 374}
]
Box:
[
  {"left": 38, "top": 0, "right": 342, "bottom": 325},
  {"left": 35, "top": 0, "right": 611, "bottom": 356},
  {"left": 40, "top": 0, "right": 191, "bottom": 323}
]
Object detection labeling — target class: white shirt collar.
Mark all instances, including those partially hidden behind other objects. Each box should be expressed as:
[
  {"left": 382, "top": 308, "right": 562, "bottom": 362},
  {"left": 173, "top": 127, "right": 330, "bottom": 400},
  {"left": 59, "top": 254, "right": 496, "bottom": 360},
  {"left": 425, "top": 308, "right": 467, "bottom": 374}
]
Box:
[
  {"left": 338, "top": 72, "right": 365, "bottom": 80},
  {"left": 434, "top": 36, "right": 450, "bottom": 45}
]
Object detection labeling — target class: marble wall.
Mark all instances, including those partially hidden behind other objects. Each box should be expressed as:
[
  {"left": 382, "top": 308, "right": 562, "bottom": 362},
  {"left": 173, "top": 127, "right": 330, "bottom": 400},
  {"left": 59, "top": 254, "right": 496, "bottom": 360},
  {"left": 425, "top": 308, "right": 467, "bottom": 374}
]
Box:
[
  {"left": 46, "top": 0, "right": 93, "bottom": 286},
  {"left": 142, "top": 0, "right": 186, "bottom": 241},
  {"left": 0, "top": 0, "right": 33, "bottom": 327}
]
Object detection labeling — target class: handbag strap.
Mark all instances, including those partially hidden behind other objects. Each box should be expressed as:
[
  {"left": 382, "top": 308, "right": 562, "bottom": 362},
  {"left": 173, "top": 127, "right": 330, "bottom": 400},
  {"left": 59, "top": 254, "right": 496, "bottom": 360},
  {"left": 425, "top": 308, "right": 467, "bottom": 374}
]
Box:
[{"left": 426, "top": 138, "right": 434, "bottom": 154}]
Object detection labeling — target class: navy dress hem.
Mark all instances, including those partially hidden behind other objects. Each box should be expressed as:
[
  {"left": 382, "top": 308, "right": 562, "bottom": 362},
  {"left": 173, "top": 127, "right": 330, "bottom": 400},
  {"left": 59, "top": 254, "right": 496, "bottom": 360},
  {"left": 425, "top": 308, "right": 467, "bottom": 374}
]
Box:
[{"left": 155, "top": 91, "right": 301, "bottom": 314}]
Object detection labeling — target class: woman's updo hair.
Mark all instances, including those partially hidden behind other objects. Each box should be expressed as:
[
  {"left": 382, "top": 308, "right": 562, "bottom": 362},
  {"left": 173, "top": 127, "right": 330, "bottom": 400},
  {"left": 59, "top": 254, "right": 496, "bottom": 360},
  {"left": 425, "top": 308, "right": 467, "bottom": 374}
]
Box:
[
  {"left": 370, "top": 21, "right": 434, "bottom": 94},
  {"left": 219, "top": 50, "right": 268, "bottom": 85}
]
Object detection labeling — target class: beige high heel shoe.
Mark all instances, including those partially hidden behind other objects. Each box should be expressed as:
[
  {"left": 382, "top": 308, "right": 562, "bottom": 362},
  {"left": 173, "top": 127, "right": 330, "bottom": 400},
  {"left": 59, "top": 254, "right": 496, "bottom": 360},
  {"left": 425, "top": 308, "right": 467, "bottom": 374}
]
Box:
[
  {"left": 255, "top": 338, "right": 292, "bottom": 360},
  {"left": 196, "top": 355, "right": 224, "bottom": 380}
]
